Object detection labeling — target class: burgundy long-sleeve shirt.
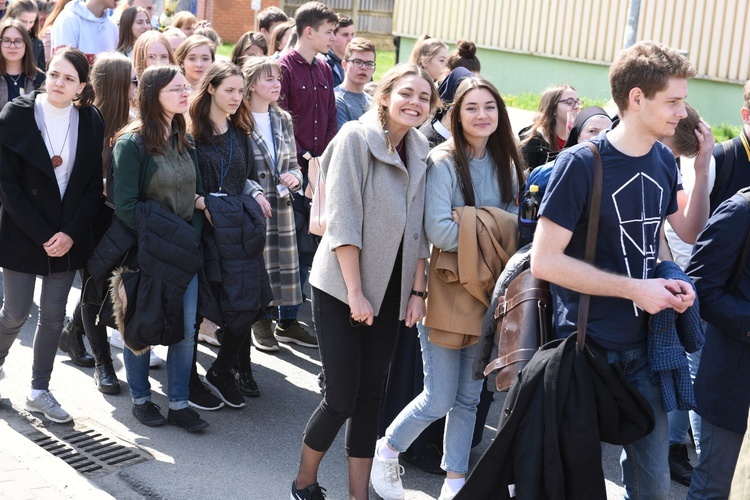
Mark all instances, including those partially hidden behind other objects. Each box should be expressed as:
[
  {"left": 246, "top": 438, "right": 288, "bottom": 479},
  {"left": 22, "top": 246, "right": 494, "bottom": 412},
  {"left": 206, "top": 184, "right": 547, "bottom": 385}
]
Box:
[{"left": 278, "top": 48, "right": 338, "bottom": 175}]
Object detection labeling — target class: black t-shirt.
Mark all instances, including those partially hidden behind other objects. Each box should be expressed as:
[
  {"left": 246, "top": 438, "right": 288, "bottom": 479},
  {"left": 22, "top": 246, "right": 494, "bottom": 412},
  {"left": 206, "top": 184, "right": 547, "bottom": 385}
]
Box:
[
  {"left": 539, "top": 133, "right": 681, "bottom": 350},
  {"left": 4, "top": 74, "right": 22, "bottom": 102}
]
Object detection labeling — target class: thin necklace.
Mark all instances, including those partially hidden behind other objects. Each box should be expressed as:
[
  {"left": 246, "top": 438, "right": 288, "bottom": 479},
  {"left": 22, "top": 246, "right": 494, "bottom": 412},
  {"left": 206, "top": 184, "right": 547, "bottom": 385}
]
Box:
[
  {"left": 43, "top": 111, "right": 72, "bottom": 168},
  {"left": 7, "top": 73, "right": 22, "bottom": 86}
]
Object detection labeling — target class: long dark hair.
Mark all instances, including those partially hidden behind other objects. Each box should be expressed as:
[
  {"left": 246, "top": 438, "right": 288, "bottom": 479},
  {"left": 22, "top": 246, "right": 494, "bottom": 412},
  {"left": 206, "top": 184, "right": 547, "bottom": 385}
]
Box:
[
  {"left": 91, "top": 52, "right": 133, "bottom": 167},
  {"left": 189, "top": 60, "right": 251, "bottom": 144},
  {"left": 0, "top": 19, "right": 39, "bottom": 77},
  {"left": 116, "top": 6, "right": 149, "bottom": 55},
  {"left": 117, "top": 64, "right": 191, "bottom": 156},
  {"left": 520, "top": 84, "right": 575, "bottom": 153},
  {"left": 449, "top": 76, "right": 523, "bottom": 205},
  {"left": 48, "top": 47, "right": 94, "bottom": 108}
]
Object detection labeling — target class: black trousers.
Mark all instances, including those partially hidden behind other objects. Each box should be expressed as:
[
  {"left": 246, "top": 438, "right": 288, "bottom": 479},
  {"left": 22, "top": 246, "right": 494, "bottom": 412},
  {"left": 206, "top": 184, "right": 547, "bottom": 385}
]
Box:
[{"left": 303, "top": 284, "right": 401, "bottom": 458}]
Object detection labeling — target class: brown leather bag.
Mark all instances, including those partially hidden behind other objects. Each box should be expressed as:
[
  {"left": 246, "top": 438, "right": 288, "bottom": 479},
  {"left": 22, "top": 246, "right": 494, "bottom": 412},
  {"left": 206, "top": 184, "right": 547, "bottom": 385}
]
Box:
[
  {"left": 485, "top": 142, "right": 603, "bottom": 392},
  {"left": 485, "top": 269, "right": 552, "bottom": 391}
]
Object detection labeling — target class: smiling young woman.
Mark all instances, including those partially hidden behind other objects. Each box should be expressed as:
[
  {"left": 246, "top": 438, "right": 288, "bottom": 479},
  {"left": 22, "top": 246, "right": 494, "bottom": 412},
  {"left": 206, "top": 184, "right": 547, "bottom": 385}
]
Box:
[
  {"left": 372, "top": 76, "right": 524, "bottom": 500},
  {"left": 0, "top": 47, "right": 103, "bottom": 424},
  {"left": 290, "top": 63, "right": 439, "bottom": 499},
  {"left": 174, "top": 34, "right": 214, "bottom": 89},
  {"left": 116, "top": 6, "right": 150, "bottom": 58}
]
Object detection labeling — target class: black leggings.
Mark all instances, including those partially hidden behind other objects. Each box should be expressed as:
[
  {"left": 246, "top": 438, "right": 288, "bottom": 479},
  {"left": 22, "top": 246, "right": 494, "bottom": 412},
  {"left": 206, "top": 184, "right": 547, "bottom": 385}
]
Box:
[{"left": 302, "top": 285, "right": 401, "bottom": 458}]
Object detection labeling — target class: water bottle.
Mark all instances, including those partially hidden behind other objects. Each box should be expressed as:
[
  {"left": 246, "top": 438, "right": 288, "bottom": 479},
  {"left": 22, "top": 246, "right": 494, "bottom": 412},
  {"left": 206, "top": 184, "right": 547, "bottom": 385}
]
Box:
[{"left": 518, "top": 184, "right": 541, "bottom": 247}]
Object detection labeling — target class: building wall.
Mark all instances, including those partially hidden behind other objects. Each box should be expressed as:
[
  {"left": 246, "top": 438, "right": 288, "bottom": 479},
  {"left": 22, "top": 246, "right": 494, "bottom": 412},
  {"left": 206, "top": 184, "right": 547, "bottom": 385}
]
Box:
[
  {"left": 394, "top": 0, "right": 748, "bottom": 125},
  {"left": 198, "top": 0, "right": 281, "bottom": 44}
]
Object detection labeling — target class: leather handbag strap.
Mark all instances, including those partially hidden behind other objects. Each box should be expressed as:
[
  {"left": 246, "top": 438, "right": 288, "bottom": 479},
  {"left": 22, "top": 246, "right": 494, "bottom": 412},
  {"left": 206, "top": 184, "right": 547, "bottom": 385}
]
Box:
[
  {"left": 577, "top": 142, "right": 604, "bottom": 351},
  {"left": 494, "top": 287, "right": 552, "bottom": 319}
]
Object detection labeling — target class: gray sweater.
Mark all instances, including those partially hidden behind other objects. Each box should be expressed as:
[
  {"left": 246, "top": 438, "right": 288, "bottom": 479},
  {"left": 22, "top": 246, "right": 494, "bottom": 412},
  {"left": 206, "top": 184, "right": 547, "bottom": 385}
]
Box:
[{"left": 425, "top": 144, "right": 519, "bottom": 252}]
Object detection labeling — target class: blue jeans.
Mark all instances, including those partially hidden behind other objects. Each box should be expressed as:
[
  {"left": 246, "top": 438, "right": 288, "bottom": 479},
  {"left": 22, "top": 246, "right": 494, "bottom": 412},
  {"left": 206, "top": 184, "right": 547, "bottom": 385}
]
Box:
[
  {"left": 278, "top": 264, "right": 309, "bottom": 320},
  {"left": 385, "top": 323, "right": 483, "bottom": 475},
  {"left": 687, "top": 419, "right": 744, "bottom": 499},
  {"left": 668, "top": 348, "right": 702, "bottom": 453},
  {"left": 607, "top": 346, "right": 670, "bottom": 500},
  {"left": 124, "top": 274, "right": 198, "bottom": 410}
]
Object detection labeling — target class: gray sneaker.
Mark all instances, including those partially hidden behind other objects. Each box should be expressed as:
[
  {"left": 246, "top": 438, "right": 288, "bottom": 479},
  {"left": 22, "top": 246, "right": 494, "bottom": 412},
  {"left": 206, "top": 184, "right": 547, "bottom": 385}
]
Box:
[
  {"left": 274, "top": 320, "right": 319, "bottom": 348},
  {"left": 25, "top": 391, "right": 72, "bottom": 423},
  {"left": 252, "top": 317, "right": 279, "bottom": 352}
]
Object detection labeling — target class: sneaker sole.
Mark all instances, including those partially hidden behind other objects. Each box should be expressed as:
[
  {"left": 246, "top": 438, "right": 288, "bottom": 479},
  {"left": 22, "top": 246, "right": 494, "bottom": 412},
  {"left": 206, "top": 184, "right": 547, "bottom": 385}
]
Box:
[
  {"left": 252, "top": 338, "right": 280, "bottom": 352},
  {"left": 25, "top": 404, "right": 73, "bottom": 424},
  {"left": 274, "top": 334, "right": 319, "bottom": 348},
  {"left": 188, "top": 400, "right": 225, "bottom": 411},
  {"left": 204, "top": 378, "right": 246, "bottom": 409},
  {"left": 197, "top": 333, "right": 221, "bottom": 347},
  {"left": 168, "top": 419, "right": 209, "bottom": 432}
]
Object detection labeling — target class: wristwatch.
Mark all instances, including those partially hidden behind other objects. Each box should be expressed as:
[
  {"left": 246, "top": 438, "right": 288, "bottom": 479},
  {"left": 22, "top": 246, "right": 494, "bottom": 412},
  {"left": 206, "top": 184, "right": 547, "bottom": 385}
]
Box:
[{"left": 411, "top": 290, "right": 428, "bottom": 299}]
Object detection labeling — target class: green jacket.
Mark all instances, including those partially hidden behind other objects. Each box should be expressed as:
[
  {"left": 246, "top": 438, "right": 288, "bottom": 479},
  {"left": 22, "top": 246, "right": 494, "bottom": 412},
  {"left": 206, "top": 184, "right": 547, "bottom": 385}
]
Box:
[{"left": 112, "top": 131, "right": 204, "bottom": 235}]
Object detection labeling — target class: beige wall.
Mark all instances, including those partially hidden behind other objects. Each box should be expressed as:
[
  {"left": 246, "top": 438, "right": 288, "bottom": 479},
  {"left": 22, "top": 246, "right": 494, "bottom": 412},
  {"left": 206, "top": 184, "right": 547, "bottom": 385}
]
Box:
[{"left": 393, "top": 0, "right": 750, "bottom": 83}]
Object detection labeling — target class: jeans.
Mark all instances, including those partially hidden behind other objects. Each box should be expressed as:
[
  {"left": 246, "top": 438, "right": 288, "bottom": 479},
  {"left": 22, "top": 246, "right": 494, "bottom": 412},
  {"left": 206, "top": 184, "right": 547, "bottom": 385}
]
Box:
[
  {"left": 687, "top": 419, "right": 744, "bottom": 499},
  {"left": 607, "top": 346, "right": 670, "bottom": 500},
  {"left": 385, "top": 323, "right": 484, "bottom": 475},
  {"left": 668, "top": 348, "right": 702, "bottom": 453},
  {"left": 0, "top": 268, "right": 76, "bottom": 390},
  {"left": 279, "top": 264, "right": 310, "bottom": 320},
  {"left": 124, "top": 274, "right": 198, "bottom": 410}
]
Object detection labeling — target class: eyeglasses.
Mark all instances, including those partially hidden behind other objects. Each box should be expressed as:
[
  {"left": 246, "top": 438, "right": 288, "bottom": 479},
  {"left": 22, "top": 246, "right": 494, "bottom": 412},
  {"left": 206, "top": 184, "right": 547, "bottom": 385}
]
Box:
[
  {"left": 161, "top": 85, "right": 192, "bottom": 95},
  {"left": 559, "top": 97, "right": 584, "bottom": 108},
  {"left": 131, "top": 77, "right": 138, "bottom": 87},
  {"left": 347, "top": 58, "right": 376, "bottom": 70},
  {"left": 1, "top": 38, "right": 25, "bottom": 48}
]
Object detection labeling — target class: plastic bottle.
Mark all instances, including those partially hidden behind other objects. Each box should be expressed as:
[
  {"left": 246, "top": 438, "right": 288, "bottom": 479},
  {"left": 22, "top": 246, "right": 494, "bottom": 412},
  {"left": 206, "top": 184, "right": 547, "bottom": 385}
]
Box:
[{"left": 518, "top": 184, "right": 541, "bottom": 247}]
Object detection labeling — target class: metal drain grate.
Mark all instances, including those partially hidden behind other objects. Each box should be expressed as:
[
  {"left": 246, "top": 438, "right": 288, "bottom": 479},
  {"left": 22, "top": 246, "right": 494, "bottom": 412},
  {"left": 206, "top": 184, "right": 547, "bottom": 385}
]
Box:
[{"left": 24, "top": 421, "right": 152, "bottom": 477}]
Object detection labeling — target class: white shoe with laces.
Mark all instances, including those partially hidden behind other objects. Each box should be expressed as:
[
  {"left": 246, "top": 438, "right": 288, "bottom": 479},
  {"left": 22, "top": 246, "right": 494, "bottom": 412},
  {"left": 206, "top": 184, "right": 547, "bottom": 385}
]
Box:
[
  {"left": 110, "top": 329, "right": 162, "bottom": 367},
  {"left": 370, "top": 437, "right": 405, "bottom": 500}
]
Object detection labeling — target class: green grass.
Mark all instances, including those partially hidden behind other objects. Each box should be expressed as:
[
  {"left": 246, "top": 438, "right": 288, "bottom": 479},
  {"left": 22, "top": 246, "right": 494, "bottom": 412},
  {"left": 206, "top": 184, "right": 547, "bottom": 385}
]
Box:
[
  {"left": 217, "top": 43, "right": 233, "bottom": 60},
  {"left": 373, "top": 50, "right": 396, "bottom": 82}
]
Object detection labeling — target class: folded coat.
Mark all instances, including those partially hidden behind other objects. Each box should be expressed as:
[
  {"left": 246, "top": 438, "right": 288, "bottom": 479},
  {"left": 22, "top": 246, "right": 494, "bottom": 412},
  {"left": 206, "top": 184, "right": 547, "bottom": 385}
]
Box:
[
  {"left": 109, "top": 200, "right": 203, "bottom": 353},
  {"left": 199, "top": 195, "right": 273, "bottom": 334},
  {"left": 425, "top": 206, "right": 518, "bottom": 349}
]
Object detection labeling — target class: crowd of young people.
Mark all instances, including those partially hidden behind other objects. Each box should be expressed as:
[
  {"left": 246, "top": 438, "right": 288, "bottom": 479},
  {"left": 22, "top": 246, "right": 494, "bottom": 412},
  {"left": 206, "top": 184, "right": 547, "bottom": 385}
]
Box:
[{"left": 0, "top": 1, "right": 748, "bottom": 499}]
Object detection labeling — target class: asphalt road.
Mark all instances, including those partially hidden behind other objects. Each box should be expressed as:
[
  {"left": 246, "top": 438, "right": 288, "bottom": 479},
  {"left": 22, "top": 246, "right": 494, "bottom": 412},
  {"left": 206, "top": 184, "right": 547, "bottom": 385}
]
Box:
[{"left": 0, "top": 272, "right": 694, "bottom": 499}]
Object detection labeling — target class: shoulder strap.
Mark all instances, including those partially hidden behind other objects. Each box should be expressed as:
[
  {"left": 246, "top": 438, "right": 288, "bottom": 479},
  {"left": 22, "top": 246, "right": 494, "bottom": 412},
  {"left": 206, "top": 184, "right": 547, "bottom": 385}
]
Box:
[
  {"left": 710, "top": 139, "right": 735, "bottom": 201},
  {"left": 576, "top": 142, "right": 604, "bottom": 351},
  {"left": 730, "top": 188, "right": 750, "bottom": 292}
]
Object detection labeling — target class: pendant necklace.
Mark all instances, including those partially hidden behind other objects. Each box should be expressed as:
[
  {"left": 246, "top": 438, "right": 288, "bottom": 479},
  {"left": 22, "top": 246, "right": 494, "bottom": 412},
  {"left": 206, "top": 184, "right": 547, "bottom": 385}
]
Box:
[
  {"left": 43, "top": 113, "right": 72, "bottom": 168},
  {"left": 8, "top": 74, "right": 22, "bottom": 86}
]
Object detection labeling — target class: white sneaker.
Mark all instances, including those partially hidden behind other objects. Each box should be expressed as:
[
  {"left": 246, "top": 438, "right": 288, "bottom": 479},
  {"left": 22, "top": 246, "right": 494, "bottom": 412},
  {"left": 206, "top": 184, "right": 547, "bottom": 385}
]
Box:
[
  {"left": 438, "top": 482, "right": 458, "bottom": 500},
  {"left": 110, "top": 329, "right": 161, "bottom": 367},
  {"left": 149, "top": 348, "right": 162, "bottom": 368},
  {"left": 25, "top": 391, "right": 72, "bottom": 423},
  {"left": 370, "top": 438, "right": 405, "bottom": 500},
  {"left": 109, "top": 329, "right": 124, "bottom": 349}
]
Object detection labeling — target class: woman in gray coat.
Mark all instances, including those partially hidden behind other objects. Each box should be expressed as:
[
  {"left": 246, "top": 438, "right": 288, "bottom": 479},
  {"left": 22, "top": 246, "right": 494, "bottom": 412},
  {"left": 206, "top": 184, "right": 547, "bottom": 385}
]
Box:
[{"left": 290, "top": 64, "right": 440, "bottom": 499}]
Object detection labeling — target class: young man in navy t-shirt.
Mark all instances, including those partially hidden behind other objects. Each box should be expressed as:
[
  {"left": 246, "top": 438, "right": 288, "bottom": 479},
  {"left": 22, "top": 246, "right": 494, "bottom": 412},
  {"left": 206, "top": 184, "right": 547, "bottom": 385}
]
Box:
[{"left": 531, "top": 41, "right": 711, "bottom": 499}]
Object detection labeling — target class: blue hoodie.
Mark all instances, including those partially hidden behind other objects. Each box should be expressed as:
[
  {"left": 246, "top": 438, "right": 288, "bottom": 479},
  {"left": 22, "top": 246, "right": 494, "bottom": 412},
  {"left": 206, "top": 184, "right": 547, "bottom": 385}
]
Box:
[{"left": 51, "top": 0, "right": 117, "bottom": 63}]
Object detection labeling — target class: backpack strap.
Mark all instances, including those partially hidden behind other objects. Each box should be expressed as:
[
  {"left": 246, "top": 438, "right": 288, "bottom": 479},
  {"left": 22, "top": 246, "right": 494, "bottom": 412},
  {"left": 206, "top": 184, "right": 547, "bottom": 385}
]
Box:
[
  {"left": 710, "top": 139, "right": 736, "bottom": 203},
  {"left": 576, "top": 142, "right": 604, "bottom": 351},
  {"left": 729, "top": 188, "right": 750, "bottom": 292}
]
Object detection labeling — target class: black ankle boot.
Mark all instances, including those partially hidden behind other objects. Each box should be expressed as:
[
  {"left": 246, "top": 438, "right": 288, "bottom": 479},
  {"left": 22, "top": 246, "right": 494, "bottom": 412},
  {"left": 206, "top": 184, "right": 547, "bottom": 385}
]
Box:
[
  {"left": 94, "top": 360, "right": 121, "bottom": 395},
  {"left": 59, "top": 316, "right": 95, "bottom": 367}
]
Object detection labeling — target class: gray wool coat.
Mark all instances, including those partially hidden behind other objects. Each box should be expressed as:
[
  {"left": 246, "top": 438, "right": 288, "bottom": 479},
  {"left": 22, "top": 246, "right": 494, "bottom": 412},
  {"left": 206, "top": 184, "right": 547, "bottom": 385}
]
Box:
[{"left": 309, "top": 110, "right": 430, "bottom": 319}]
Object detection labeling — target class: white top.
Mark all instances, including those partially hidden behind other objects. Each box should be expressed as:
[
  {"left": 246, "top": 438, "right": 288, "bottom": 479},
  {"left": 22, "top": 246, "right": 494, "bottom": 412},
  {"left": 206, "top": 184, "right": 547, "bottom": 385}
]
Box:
[
  {"left": 37, "top": 94, "right": 74, "bottom": 197},
  {"left": 664, "top": 155, "right": 717, "bottom": 270},
  {"left": 252, "top": 111, "right": 276, "bottom": 164}
]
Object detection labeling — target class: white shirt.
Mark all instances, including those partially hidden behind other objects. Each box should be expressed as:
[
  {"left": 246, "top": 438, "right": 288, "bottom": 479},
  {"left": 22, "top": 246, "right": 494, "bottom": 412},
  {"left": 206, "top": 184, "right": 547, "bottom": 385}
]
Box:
[
  {"left": 252, "top": 111, "right": 276, "bottom": 165},
  {"left": 37, "top": 94, "right": 74, "bottom": 197}
]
